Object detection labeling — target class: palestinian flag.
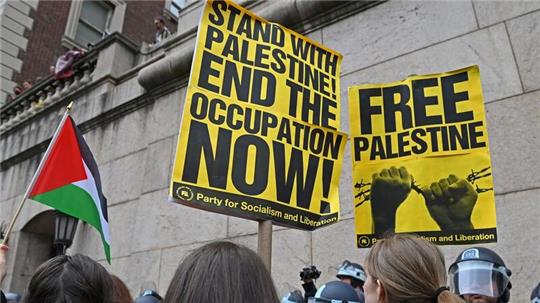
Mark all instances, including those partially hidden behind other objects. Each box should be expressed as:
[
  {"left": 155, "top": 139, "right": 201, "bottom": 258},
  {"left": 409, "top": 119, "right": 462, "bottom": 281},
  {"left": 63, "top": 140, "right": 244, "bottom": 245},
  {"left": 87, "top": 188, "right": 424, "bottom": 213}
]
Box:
[{"left": 29, "top": 115, "right": 110, "bottom": 262}]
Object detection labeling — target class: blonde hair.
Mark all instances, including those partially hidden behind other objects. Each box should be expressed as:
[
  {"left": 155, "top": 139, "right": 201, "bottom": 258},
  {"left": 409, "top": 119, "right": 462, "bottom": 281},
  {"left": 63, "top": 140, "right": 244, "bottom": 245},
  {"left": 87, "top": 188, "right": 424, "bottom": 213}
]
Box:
[{"left": 366, "top": 234, "right": 464, "bottom": 303}]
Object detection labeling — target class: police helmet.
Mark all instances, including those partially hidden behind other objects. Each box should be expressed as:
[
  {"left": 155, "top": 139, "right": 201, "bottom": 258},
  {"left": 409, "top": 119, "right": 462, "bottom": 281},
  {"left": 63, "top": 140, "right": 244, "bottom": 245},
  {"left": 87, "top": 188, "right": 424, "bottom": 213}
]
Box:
[
  {"left": 5, "top": 292, "right": 22, "bottom": 303},
  {"left": 531, "top": 282, "right": 540, "bottom": 303},
  {"left": 449, "top": 247, "right": 511, "bottom": 303},
  {"left": 307, "top": 281, "right": 362, "bottom": 303},
  {"left": 134, "top": 289, "right": 162, "bottom": 303},
  {"left": 281, "top": 290, "right": 304, "bottom": 303},
  {"left": 336, "top": 260, "right": 366, "bottom": 286}
]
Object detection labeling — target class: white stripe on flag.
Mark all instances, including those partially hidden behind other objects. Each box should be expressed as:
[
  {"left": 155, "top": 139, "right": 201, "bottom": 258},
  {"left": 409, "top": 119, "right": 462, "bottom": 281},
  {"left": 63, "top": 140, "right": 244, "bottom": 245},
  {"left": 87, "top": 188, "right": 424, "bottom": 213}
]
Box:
[{"left": 72, "top": 162, "right": 111, "bottom": 244}]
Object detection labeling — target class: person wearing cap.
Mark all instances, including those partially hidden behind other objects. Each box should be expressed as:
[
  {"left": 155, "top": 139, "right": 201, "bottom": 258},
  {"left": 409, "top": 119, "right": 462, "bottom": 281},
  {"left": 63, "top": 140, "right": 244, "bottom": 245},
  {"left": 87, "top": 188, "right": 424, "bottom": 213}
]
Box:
[
  {"left": 449, "top": 247, "right": 512, "bottom": 303},
  {"left": 336, "top": 260, "right": 366, "bottom": 301}
]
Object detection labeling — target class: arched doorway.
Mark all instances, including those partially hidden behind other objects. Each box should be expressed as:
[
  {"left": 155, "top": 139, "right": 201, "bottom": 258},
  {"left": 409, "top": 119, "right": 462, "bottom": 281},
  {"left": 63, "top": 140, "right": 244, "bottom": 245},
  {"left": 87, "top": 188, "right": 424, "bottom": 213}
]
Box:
[{"left": 8, "top": 210, "right": 56, "bottom": 293}]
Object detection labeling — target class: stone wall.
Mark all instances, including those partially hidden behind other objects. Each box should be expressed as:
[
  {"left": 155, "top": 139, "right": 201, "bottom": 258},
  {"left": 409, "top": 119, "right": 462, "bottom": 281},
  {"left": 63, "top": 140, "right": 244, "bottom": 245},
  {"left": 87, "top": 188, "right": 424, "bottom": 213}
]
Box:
[
  {"left": 313, "top": 2, "right": 540, "bottom": 303},
  {"left": 1, "top": 1, "right": 539, "bottom": 301}
]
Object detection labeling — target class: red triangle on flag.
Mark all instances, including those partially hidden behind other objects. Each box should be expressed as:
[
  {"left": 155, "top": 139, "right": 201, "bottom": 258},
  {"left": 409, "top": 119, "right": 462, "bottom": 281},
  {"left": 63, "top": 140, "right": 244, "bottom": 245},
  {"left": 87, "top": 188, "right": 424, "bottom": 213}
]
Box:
[{"left": 30, "top": 118, "right": 87, "bottom": 196}]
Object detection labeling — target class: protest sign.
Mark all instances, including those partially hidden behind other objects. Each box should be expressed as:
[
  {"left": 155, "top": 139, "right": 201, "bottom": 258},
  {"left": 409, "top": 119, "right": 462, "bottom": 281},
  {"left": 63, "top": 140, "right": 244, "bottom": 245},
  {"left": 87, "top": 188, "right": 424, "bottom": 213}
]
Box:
[
  {"left": 170, "top": 0, "right": 346, "bottom": 230},
  {"left": 349, "top": 66, "right": 497, "bottom": 247}
]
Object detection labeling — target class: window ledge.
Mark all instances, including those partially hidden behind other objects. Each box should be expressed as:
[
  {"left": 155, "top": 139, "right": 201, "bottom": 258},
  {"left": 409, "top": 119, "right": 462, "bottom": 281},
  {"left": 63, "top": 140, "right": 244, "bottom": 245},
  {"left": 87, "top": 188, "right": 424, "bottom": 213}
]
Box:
[{"left": 61, "top": 35, "right": 84, "bottom": 50}]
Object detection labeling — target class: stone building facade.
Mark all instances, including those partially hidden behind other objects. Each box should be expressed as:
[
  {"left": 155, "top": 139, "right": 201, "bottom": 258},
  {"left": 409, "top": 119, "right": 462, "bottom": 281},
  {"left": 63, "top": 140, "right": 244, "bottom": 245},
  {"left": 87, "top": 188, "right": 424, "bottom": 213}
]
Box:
[{"left": 1, "top": 1, "right": 539, "bottom": 302}]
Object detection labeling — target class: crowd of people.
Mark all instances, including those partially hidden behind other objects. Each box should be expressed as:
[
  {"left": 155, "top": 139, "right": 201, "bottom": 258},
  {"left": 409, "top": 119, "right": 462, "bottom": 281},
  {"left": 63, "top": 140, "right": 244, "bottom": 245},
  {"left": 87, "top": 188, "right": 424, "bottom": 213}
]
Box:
[{"left": 1, "top": 234, "right": 538, "bottom": 303}]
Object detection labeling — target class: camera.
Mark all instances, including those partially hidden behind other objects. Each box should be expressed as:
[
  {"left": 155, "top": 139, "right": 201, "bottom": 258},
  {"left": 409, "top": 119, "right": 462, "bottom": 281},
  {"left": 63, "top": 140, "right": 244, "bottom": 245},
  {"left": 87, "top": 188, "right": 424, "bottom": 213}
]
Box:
[{"left": 300, "top": 265, "right": 321, "bottom": 281}]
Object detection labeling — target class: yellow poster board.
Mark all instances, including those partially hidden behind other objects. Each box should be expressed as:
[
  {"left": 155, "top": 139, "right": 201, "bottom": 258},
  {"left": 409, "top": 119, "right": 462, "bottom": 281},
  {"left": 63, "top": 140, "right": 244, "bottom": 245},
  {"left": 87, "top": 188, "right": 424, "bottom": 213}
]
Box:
[
  {"left": 349, "top": 66, "right": 497, "bottom": 247},
  {"left": 170, "top": 0, "right": 346, "bottom": 230}
]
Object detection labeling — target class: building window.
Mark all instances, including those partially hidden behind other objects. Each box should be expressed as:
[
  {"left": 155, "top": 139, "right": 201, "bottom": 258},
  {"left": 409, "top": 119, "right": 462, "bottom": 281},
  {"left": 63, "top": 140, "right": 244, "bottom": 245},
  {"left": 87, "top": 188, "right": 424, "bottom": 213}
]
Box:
[
  {"left": 75, "top": 1, "right": 113, "bottom": 46},
  {"left": 63, "top": 0, "right": 126, "bottom": 49}
]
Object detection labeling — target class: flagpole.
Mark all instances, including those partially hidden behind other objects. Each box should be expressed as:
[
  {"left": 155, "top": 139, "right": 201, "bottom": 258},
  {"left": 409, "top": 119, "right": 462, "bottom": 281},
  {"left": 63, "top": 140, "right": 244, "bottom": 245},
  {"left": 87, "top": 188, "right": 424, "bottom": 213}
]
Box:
[{"left": 1, "top": 102, "right": 74, "bottom": 245}]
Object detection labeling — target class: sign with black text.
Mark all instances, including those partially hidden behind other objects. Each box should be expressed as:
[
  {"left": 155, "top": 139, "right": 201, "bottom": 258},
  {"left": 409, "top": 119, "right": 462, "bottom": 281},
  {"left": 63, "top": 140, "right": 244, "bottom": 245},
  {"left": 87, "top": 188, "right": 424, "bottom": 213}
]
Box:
[
  {"left": 170, "top": 0, "right": 346, "bottom": 230},
  {"left": 349, "top": 66, "right": 497, "bottom": 247}
]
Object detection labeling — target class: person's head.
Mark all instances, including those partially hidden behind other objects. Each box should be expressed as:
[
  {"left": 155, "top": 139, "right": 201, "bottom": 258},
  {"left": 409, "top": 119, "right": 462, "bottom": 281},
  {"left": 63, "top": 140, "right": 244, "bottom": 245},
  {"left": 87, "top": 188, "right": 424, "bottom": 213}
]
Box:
[
  {"left": 531, "top": 282, "right": 540, "bottom": 303},
  {"left": 111, "top": 274, "right": 132, "bottom": 303},
  {"left": 154, "top": 16, "right": 165, "bottom": 30},
  {"left": 449, "top": 248, "right": 511, "bottom": 303},
  {"left": 22, "top": 81, "right": 32, "bottom": 90},
  {"left": 308, "top": 281, "right": 362, "bottom": 303},
  {"left": 337, "top": 260, "right": 366, "bottom": 291},
  {"left": 164, "top": 241, "right": 280, "bottom": 303},
  {"left": 22, "top": 254, "right": 113, "bottom": 303},
  {"left": 364, "top": 234, "right": 463, "bottom": 303}
]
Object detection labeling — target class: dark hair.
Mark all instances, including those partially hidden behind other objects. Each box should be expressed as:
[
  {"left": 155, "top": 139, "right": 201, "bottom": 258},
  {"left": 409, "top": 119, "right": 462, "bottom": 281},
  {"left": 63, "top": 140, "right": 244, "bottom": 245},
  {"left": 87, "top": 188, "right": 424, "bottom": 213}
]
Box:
[
  {"left": 111, "top": 274, "right": 132, "bottom": 303},
  {"left": 154, "top": 16, "right": 165, "bottom": 24},
  {"left": 22, "top": 254, "right": 113, "bottom": 303},
  {"left": 164, "top": 241, "right": 280, "bottom": 303}
]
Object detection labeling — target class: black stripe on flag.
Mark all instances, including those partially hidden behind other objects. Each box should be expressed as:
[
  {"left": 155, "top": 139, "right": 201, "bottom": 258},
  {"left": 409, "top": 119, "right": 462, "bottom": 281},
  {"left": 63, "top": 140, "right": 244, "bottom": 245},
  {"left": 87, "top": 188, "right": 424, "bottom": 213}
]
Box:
[{"left": 70, "top": 116, "right": 109, "bottom": 222}]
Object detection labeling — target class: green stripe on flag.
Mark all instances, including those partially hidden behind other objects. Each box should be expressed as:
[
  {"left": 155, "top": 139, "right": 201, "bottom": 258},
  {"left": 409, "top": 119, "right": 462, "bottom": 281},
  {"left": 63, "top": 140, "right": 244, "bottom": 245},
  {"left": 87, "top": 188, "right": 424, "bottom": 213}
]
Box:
[{"left": 32, "top": 184, "right": 111, "bottom": 262}]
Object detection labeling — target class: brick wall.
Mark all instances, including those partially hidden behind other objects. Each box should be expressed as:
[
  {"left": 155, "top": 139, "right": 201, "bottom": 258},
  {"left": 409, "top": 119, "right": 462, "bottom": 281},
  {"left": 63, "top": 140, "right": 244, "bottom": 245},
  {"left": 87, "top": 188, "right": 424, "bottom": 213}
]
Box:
[
  {"left": 12, "top": 1, "right": 70, "bottom": 86},
  {"left": 13, "top": 0, "right": 175, "bottom": 86},
  {"left": 123, "top": 0, "right": 177, "bottom": 45}
]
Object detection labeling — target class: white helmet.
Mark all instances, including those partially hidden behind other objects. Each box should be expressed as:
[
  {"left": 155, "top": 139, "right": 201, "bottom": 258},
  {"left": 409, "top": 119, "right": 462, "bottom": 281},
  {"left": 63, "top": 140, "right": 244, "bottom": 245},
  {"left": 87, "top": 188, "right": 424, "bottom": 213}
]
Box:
[{"left": 336, "top": 260, "right": 366, "bottom": 283}]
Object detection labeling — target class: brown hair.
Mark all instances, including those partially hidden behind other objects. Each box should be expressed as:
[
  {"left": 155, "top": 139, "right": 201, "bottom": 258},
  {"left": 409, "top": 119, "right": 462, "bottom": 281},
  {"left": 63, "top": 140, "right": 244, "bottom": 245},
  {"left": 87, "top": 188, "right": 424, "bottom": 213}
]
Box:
[
  {"left": 164, "top": 241, "right": 280, "bottom": 303},
  {"left": 22, "top": 254, "right": 113, "bottom": 303},
  {"left": 111, "top": 274, "right": 133, "bottom": 303},
  {"left": 366, "top": 234, "right": 464, "bottom": 303}
]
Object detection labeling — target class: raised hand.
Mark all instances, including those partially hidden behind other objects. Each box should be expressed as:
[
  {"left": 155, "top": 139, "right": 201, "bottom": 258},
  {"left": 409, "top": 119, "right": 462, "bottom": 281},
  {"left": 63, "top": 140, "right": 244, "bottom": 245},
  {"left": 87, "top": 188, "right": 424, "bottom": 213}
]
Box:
[
  {"left": 370, "top": 166, "right": 412, "bottom": 234},
  {"left": 423, "top": 175, "right": 477, "bottom": 231}
]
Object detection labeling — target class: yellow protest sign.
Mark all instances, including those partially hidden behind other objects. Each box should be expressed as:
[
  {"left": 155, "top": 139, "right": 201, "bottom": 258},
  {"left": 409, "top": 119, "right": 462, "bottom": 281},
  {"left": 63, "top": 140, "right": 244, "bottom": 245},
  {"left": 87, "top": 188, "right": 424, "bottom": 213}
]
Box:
[
  {"left": 170, "top": 0, "right": 346, "bottom": 230},
  {"left": 349, "top": 66, "right": 496, "bottom": 247}
]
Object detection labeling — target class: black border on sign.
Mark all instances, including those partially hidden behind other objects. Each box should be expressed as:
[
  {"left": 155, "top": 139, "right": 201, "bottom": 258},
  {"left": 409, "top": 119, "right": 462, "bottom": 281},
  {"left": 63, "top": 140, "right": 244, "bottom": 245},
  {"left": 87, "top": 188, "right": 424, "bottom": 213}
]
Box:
[
  {"left": 170, "top": 182, "right": 339, "bottom": 231},
  {"left": 356, "top": 228, "right": 497, "bottom": 248}
]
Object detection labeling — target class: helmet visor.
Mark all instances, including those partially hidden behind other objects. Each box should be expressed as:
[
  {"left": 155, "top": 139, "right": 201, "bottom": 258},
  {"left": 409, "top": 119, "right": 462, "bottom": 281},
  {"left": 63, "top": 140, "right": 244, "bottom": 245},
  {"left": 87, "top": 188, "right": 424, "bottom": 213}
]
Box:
[{"left": 449, "top": 260, "right": 510, "bottom": 298}]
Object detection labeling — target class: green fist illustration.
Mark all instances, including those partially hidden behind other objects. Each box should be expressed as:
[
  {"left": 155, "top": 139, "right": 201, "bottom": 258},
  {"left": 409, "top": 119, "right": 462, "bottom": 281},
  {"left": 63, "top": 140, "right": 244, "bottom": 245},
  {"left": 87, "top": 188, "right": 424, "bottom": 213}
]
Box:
[
  {"left": 423, "top": 174, "right": 478, "bottom": 231},
  {"left": 370, "top": 166, "right": 412, "bottom": 235}
]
